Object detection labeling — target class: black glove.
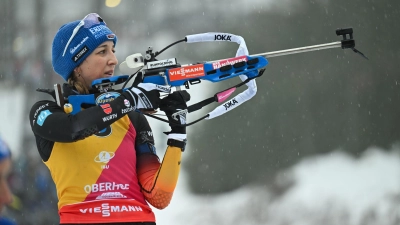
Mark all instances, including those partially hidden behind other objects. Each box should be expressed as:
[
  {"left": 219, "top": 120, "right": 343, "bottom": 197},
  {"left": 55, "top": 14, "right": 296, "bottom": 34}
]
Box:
[
  {"left": 126, "top": 83, "right": 171, "bottom": 110},
  {"left": 159, "top": 90, "right": 190, "bottom": 134}
]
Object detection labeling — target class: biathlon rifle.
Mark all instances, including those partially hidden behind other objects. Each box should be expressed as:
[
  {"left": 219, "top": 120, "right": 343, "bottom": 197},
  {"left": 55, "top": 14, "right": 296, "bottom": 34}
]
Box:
[{"left": 54, "top": 28, "right": 367, "bottom": 126}]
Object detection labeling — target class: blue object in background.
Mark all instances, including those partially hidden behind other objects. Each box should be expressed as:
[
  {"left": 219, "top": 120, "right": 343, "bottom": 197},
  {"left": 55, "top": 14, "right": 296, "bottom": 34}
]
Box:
[{"left": 0, "top": 217, "right": 16, "bottom": 225}]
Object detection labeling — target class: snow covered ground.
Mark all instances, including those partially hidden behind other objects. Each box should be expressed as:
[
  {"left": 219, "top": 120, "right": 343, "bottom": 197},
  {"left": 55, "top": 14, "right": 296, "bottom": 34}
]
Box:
[{"left": 153, "top": 147, "right": 400, "bottom": 225}]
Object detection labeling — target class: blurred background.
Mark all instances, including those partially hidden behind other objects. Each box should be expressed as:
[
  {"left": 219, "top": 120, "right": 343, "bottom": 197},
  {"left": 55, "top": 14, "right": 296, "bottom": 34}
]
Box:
[{"left": 0, "top": 0, "right": 399, "bottom": 224}]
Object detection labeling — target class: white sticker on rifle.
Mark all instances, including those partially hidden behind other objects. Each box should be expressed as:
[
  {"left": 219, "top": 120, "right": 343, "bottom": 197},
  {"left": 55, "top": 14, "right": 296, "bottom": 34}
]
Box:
[
  {"left": 212, "top": 55, "right": 248, "bottom": 70},
  {"left": 147, "top": 58, "right": 177, "bottom": 69}
]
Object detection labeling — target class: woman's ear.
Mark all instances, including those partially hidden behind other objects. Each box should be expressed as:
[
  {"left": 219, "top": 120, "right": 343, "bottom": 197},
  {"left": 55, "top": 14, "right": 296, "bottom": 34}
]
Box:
[{"left": 73, "top": 68, "right": 81, "bottom": 77}]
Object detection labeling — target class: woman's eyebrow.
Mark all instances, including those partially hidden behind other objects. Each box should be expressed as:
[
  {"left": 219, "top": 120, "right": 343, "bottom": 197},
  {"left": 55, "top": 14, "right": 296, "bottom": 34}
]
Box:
[{"left": 97, "top": 44, "right": 115, "bottom": 50}]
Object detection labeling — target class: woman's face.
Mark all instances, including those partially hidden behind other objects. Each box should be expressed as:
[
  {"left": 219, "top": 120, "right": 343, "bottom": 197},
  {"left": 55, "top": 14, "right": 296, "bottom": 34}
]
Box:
[
  {"left": 76, "top": 41, "right": 118, "bottom": 88},
  {"left": 0, "top": 158, "right": 13, "bottom": 213}
]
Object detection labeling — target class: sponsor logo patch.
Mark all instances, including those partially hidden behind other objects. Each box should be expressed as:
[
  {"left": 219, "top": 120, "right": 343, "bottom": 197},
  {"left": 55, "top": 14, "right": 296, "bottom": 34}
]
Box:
[
  {"left": 138, "top": 93, "right": 152, "bottom": 108},
  {"left": 106, "top": 34, "right": 116, "bottom": 40},
  {"left": 168, "top": 64, "right": 205, "bottom": 81},
  {"left": 124, "top": 99, "right": 130, "bottom": 107},
  {"left": 89, "top": 25, "right": 112, "bottom": 39},
  {"left": 121, "top": 106, "right": 134, "bottom": 114},
  {"left": 37, "top": 110, "right": 52, "bottom": 126},
  {"left": 70, "top": 36, "right": 89, "bottom": 54},
  {"left": 156, "top": 85, "right": 171, "bottom": 92},
  {"left": 147, "top": 58, "right": 177, "bottom": 69},
  {"left": 102, "top": 113, "right": 117, "bottom": 122},
  {"left": 96, "top": 192, "right": 127, "bottom": 200},
  {"left": 212, "top": 55, "right": 248, "bottom": 70},
  {"left": 94, "top": 151, "right": 115, "bottom": 164},
  {"left": 72, "top": 46, "right": 89, "bottom": 62},
  {"left": 32, "top": 103, "right": 49, "bottom": 125},
  {"left": 96, "top": 92, "right": 120, "bottom": 105},
  {"left": 214, "top": 34, "right": 232, "bottom": 41},
  {"left": 79, "top": 203, "right": 143, "bottom": 217},
  {"left": 223, "top": 98, "right": 239, "bottom": 110},
  {"left": 84, "top": 182, "right": 129, "bottom": 193},
  {"left": 101, "top": 104, "right": 112, "bottom": 114}
]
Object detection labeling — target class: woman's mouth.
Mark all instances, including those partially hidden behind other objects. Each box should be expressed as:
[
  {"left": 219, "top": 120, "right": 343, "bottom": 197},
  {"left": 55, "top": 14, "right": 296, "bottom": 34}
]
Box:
[{"left": 104, "top": 70, "right": 114, "bottom": 76}]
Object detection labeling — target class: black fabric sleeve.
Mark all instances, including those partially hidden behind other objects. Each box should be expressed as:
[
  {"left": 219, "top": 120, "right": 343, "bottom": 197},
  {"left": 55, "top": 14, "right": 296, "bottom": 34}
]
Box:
[
  {"left": 128, "top": 111, "right": 155, "bottom": 144},
  {"left": 29, "top": 92, "right": 136, "bottom": 143}
]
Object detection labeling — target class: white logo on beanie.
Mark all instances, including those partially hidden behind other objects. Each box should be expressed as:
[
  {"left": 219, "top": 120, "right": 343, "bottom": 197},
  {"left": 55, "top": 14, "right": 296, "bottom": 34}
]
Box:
[
  {"left": 89, "top": 25, "right": 112, "bottom": 39},
  {"left": 70, "top": 36, "right": 89, "bottom": 54}
]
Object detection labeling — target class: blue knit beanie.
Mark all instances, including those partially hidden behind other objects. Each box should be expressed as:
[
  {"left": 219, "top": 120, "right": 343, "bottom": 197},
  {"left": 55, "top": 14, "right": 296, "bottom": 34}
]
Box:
[
  {"left": 52, "top": 14, "right": 118, "bottom": 81},
  {"left": 0, "top": 137, "right": 11, "bottom": 162}
]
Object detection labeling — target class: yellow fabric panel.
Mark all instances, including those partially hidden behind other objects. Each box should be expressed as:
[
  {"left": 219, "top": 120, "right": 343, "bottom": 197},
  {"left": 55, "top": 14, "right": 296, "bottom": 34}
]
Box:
[
  {"left": 154, "top": 146, "right": 182, "bottom": 192},
  {"left": 44, "top": 116, "right": 130, "bottom": 209}
]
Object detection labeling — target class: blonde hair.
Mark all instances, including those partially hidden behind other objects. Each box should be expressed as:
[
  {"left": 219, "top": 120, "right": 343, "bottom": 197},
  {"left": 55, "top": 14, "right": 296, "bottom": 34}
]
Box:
[{"left": 67, "top": 72, "right": 89, "bottom": 94}]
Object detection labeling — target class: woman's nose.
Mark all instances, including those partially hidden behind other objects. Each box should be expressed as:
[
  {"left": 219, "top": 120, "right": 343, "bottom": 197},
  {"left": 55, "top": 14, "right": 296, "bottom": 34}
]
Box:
[{"left": 109, "top": 51, "right": 118, "bottom": 66}]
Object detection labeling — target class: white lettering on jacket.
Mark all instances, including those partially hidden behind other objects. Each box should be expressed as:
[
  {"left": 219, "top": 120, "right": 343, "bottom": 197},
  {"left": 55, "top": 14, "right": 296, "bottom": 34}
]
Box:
[
  {"left": 79, "top": 203, "right": 143, "bottom": 217},
  {"left": 102, "top": 113, "right": 117, "bottom": 122},
  {"left": 84, "top": 182, "right": 129, "bottom": 193}
]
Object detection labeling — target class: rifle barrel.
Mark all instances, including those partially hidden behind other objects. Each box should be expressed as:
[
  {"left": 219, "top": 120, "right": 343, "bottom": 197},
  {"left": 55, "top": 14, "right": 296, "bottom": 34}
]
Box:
[{"left": 252, "top": 41, "right": 342, "bottom": 58}]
